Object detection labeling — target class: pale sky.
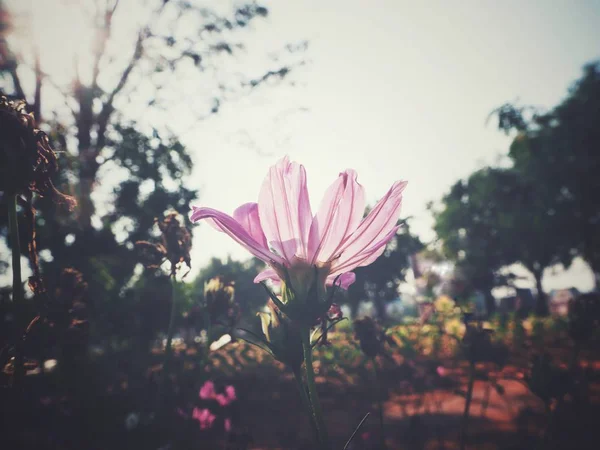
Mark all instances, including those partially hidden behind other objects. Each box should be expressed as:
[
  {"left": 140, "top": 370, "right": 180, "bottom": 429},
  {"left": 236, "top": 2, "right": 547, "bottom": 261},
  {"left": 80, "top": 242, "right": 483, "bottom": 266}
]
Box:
[
  {"left": 4, "top": 0, "right": 600, "bottom": 292},
  {"left": 182, "top": 0, "right": 600, "bottom": 291}
]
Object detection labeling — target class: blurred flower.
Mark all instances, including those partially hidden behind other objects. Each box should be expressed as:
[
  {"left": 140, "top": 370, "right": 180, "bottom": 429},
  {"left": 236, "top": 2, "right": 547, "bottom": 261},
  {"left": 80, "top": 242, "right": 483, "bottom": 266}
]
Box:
[
  {"left": 434, "top": 295, "right": 455, "bottom": 314},
  {"left": 436, "top": 366, "right": 448, "bottom": 377},
  {"left": 199, "top": 381, "right": 217, "bottom": 400},
  {"left": 199, "top": 380, "right": 237, "bottom": 407},
  {"left": 135, "top": 212, "right": 191, "bottom": 277},
  {"left": 192, "top": 407, "right": 216, "bottom": 430},
  {"left": 191, "top": 156, "right": 407, "bottom": 324},
  {"left": 224, "top": 418, "right": 232, "bottom": 433},
  {"left": 215, "top": 386, "right": 236, "bottom": 407}
]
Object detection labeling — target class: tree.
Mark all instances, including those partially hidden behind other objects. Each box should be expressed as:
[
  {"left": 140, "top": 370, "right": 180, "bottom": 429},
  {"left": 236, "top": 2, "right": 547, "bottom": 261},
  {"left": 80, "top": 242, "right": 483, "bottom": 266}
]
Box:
[
  {"left": 433, "top": 167, "right": 569, "bottom": 314},
  {"left": 347, "top": 219, "right": 423, "bottom": 321},
  {"left": 492, "top": 62, "right": 600, "bottom": 288},
  {"left": 0, "top": 0, "right": 304, "bottom": 301}
]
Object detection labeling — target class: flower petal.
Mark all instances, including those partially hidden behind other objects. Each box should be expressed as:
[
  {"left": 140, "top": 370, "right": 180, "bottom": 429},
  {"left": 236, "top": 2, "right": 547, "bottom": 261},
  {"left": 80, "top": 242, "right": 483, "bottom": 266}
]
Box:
[
  {"left": 308, "top": 170, "right": 365, "bottom": 264},
  {"left": 253, "top": 268, "right": 281, "bottom": 286},
  {"left": 258, "top": 156, "right": 312, "bottom": 262},
  {"left": 326, "top": 272, "right": 356, "bottom": 289},
  {"left": 333, "top": 180, "right": 406, "bottom": 267},
  {"left": 191, "top": 206, "right": 284, "bottom": 265},
  {"left": 332, "top": 225, "right": 400, "bottom": 276},
  {"left": 233, "top": 203, "right": 268, "bottom": 248}
]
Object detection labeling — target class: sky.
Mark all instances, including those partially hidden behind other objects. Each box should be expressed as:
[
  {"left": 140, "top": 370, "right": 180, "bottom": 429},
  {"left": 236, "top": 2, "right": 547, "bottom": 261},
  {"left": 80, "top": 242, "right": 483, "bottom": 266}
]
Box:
[
  {"left": 182, "top": 0, "right": 600, "bottom": 291},
  {"left": 4, "top": 0, "right": 600, "bottom": 293}
]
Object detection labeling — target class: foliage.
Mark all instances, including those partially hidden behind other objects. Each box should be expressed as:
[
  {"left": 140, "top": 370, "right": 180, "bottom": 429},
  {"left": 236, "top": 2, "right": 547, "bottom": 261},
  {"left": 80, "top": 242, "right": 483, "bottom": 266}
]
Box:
[
  {"left": 492, "top": 61, "right": 600, "bottom": 287},
  {"left": 432, "top": 166, "right": 570, "bottom": 314}
]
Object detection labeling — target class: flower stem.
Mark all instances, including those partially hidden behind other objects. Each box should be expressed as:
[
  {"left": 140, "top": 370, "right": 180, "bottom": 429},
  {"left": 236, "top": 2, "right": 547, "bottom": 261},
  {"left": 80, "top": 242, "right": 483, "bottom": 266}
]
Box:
[
  {"left": 301, "top": 329, "right": 329, "bottom": 449},
  {"left": 7, "top": 193, "right": 24, "bottom": 385},
  {"left": 459, "top": 360, "right": 476, "bottom": 450},
  {"left": 372, "top": 357, "right": 386, "bottom": 449},
  {"left": 292, "top": 366, "right": 319, "bottom": 442},
  {"left": 156, "top": 275, "right": 178, "bottom": 416}
]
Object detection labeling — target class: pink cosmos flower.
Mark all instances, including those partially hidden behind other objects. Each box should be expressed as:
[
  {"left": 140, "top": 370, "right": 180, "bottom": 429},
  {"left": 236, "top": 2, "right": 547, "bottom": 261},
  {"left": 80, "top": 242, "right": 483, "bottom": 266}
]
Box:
[{"left": 191, "top": 156, "right": 407, "bottom": 300}]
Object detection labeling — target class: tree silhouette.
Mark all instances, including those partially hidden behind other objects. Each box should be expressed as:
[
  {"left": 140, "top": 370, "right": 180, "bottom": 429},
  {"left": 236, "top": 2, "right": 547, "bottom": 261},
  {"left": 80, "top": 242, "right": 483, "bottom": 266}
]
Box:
[
  {"left": 0, "top": 0, "right": 305, "bottom": 303},
  {"left": 492, "top": 61, "right": 600, "bottom": 289},
  {"left": 433, "top": 167, "right": 570, "bottom": 314}
]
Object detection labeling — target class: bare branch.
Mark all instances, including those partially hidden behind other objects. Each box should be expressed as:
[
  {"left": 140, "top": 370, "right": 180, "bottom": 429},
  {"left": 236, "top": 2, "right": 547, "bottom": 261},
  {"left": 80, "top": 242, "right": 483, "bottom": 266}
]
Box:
[
  {"left": 96, "top": 32, "right": 144, "bottom": 150},
  {"left": 33, "top": 48, "right": 42, "bottom": 123},
  {"left": 8, "top": 66, "right": 25, "bottom": 99},
  {"left": 91, "top": 0, "right": 120, "bottom": 90}
]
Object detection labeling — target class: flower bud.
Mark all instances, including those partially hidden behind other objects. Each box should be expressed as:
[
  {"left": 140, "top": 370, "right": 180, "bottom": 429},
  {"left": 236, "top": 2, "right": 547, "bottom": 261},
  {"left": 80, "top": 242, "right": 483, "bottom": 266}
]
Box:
[{"left": 257, "top": 300, "right": 303, "bottom": 370}]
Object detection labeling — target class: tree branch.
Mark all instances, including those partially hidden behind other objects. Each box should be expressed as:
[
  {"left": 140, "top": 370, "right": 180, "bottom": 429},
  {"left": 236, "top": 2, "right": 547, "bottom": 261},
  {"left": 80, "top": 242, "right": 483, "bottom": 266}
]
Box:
[
  {"left": 96, "top": 31, "right": 144, "bottom": 151},
  {"left": 91, "top": 0, "right": 120, "bottom": 90},
  {"left": 33, "top": 48, "right": 42, "bottom": 123}
]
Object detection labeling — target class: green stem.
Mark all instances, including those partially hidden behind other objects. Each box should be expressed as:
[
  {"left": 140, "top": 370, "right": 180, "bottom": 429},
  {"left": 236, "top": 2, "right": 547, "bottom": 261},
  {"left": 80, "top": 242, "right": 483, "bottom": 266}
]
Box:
[
  {"left": 301, "top": 329, "right": 329, "bottom": 450},
  {"left": 293, "top": 366, "right": 319, "bottom": 442},
  {"left": 156, "top": 275, "right": 178, "bottom": 415},
  {"left": 372, "top": 358, "right": 386, "bottom": 449},
  {"left": 459, "top": 360, "right": 476, "bottom": 450},
  {"left": 7, "top": 194, "right": 24, "bottom": 385}
]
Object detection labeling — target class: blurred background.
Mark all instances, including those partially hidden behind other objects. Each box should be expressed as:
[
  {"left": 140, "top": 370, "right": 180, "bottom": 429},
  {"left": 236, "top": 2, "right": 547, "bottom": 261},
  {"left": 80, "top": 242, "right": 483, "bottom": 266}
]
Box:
[{"left": 0, "top": 1, "right": 599, "bottom": 449}]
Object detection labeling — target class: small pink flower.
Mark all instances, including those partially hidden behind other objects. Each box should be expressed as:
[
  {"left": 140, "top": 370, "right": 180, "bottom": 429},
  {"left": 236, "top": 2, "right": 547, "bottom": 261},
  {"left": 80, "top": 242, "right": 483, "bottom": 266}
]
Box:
[
  {"left": 215, "top": 385, "right": 237, "bottom": 407},
  {"left": 199, "top": 381, "right": 216, "bottom": 400},
  {"left": 192, "top": 407, "right": 216, "bottom": 430},
  {"left": 224, "top": 418, "right": 232, "bottom": 433},
  {"left": 191, "top": 157, "right": 407, "bottom": 299},
  {"left": 215, "top": 394, "right": 228, "bottom": 407},
  {"left": 225, "top": 385, "right": 236, "bottom": 402},
  {"left": 436, "top": 366, "right": 448, "bottom": 377}
]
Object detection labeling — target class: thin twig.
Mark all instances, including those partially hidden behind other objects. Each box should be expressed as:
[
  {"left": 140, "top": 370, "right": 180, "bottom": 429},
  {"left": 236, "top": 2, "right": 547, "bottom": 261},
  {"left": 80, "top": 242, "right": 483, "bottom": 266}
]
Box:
[{"left": 343, "top": 412, "right": 371, "bottom": 450}]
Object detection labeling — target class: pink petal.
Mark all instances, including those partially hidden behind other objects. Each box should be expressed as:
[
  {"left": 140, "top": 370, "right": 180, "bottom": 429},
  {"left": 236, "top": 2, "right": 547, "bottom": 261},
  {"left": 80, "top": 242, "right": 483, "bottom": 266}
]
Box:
[
  {"left": 308, "top": 170, "right": 365, "bottom": 264},
  {"left": 258, "top": 157, "right": 312, "bottom": 262},
  {"left": 233, "top": 203, "right": 268, "bottom": 248},
  {"left": 332, "top": 225, "right": 400, "bottom": 276},
  {"left": 224, "top": 418, "right": 232, "bottom": 433},
  {"left": 191, "top": 207, "right": 284, "bottom": 265},
  {"left": 225, "top": 386, "right": 236, "bottom": 402},
  {"left": 331, "top": 180, "right": 407, "bottom": 273},
  {"left": 254, "top": 268, "right": 279, "bottom": 284},
  {"left": 325, "top": 272, "right": 356, "bottom": 289}
]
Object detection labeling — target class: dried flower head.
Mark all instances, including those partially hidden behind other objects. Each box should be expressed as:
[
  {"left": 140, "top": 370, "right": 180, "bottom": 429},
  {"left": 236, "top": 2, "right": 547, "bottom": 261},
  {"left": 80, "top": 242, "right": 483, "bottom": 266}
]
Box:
[
  {"left": 353, "top": 316, "right": 391, "bottom": 359},
  {"left": 135, "top": 212, "right": 192, "bottom": 276},
  {"left": 0, "top": 95, "right": 75, "bottom": 207},
  {"left": 204, "top": 276, "right": 238, "bottom": 328}
]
